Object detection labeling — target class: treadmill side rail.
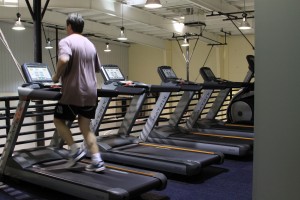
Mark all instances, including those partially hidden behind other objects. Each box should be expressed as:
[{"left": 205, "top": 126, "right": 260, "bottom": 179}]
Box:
[{"left": 0, "top": 99, "right": 29, "bottom": 177}]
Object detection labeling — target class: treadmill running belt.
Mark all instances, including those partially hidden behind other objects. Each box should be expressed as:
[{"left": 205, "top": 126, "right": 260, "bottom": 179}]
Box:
[
  {"left": 30, "top": 165, "right": 159, "bottom": 192},
  {"left": 98, "top": 143, "right": 223, "bottom": 175},
  {"left": 115, "top": 144, "right": 219, "bottom": 161}
]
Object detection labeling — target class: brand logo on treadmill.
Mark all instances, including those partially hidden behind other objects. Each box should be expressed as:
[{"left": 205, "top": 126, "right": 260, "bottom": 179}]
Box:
[
  {"left": 92, "top": 98, "right": 109, "bottom": 132},
  {"left": 150, "top": 95, "right": 168, "bottom": 121}
]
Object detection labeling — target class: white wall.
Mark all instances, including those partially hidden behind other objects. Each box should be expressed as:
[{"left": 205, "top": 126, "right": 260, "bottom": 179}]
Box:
[
  {"left": 0, "top": 22, "right": 34, "bottom": 94},
  {"left": 3, "top": 19, "right": 242, "bottom": 91},
  {"left": 170, "top": 39, "right": 219, "bottom": 83},
  {"left": 0, "top": 21, "right": 129, "bottom": 95},
  {"left": 128, "top": 43, "right": 166, "bottom": 84},
  {"left": 129, "top": 34, "right": 255, "bottom": 84},
  {"left": 222, "top": 35, "right": 255, "bottom": 81}
]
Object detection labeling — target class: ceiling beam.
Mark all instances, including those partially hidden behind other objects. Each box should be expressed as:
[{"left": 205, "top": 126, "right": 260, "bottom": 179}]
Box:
[
  {"left": 0, "top": 6, "right": 166, "bottom": 49},
  {"left": 186, "top": 0, "right": 241, "bottom": 12},
  {"left": 0, "top": 0, "right": 224, "bottom": 48},
  {"left": 41, "top": 0, "right": 220, "bottom": 42},
  {"left": 43, "top": 11, "right": 166, "bottom": 49},
  {"left": 43, "top": 0, "right": 202, "bottom": 34}
]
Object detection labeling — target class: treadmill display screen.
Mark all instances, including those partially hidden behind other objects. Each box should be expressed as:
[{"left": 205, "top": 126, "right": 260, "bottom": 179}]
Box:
[
  {"left": 162, "top": 68, "right": 177, "bottom": 79},
  {"left": 22, "top": 63, "right": 53, "bottom": 83},
  {"left": 106, "top": 68, "right": 124, "bottom": 80},
  {"left": 101, "top": 65, "right": 125, "bottom": 81},
  {"left": 27, "top": 66, "right": 52, "bottom": 82}
]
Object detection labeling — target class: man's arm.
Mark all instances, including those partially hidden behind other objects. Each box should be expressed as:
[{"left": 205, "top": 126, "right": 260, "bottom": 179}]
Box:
[
  {"left": 52, "top": 55, "right": 70, "bottom": 83},
  {"left": 95, "top": 53, "right": 101, "bottom": 73}
]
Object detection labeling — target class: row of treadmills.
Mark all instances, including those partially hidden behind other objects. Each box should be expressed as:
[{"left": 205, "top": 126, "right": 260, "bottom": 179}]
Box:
[{"left": 0, "top": 55, "right": 254, "bottom": 200}]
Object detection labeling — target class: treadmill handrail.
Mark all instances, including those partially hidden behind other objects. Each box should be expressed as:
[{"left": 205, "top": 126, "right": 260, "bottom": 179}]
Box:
[
  {"left": 18, "top": 86, "right": 62, "bottom": 101},
  {"left": 179, "top": 84, "right": 203, "bottom": 91},
  {"left": 97, "top": 88, "right": 120, "bottom": 97},
  {"left": 18, "top": 86, "right": 130, "bottom": 101},
  {"left": 112, "top": 86, "right": 145, "bottom": 95},
  {"left": 213, "top": 81, "right": 253, "bottom": 88},
  {"left": 176, "top": 82, "right": 254, "bottom": 93},
  {"left": 129, "top": 84, "right": 181, "bottom": 93}
]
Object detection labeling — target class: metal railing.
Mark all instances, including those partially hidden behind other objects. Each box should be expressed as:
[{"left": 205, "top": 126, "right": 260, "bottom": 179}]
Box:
[{"left": 0, "top": 89, "right": 235, "bottom": 156}]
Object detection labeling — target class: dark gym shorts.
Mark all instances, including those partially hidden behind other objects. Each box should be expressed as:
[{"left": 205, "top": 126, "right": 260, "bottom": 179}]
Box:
[{"left": 54, "top": 103, "right": 97, "bottom": 121}]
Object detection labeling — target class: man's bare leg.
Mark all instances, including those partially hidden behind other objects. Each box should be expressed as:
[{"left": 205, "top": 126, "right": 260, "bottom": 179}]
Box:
[
  {"left": 78, "top": 115, "right": 105, "bottom": 172},
  {"left": 53, "top": 118, "right": 74, "bottom": 146},
  {"left": 78, "top": 115, "right": 99, "bottom": 154}
]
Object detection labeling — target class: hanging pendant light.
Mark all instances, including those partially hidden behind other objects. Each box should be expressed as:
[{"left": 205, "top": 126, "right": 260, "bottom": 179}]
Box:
[
  {"left": 45, "top": 38, "right": 53, "bottom": 49},
  {"left": 117, "top": 3, "right": 128, "bottom": 41},
  {"left": 239, "top": 0, "right": 251, "bottom": 30},
  {"left": 239, "top": 13, "right": 251, "bottom": 30},
  {"left": 181, "top": 36, "right": 189, "bottom": 47},
  {"left": 117, "top": 27, "right": 127, "bottom": 41},
  {"left": 104, "top": 42, "right": 111, "bottom": 52},
  {"left": 12, "top": 12, "right": 25, "bottom": 31},
  {"left": 145, "top": 0, "right": 162, "bottom": 9}
]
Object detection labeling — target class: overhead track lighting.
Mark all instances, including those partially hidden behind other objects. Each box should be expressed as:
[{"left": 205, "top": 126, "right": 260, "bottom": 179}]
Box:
[
  {"left": 12, "top": 12, "right": 25, "bottom": 31},
  {"left": 104, "top": 42, "right": 111, "bottom": 52},
  {"left": 239, "top": 0, "right": 251, "bottom": 30},
  {"left": 145, "top": 0, "right": 162, "bottom": 9}
]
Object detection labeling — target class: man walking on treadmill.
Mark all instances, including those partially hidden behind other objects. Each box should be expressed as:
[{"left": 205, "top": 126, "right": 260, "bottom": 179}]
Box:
[{"left": 52, "top": 13, "right": 105, "bottom": 172}]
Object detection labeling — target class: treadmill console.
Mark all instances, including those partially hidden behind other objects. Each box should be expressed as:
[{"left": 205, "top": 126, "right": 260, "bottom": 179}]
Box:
[
  {"left": 100, "top": 64, "right": 148, "bottom": 88},
  {"left": 100, "top": 64, "right": 126, "bottom": 83},
  {"left": 22, "top": 63, "right": 53, "bottom": 83},
  {"left": 200, "top": 67, "right": 227, "bottom": 83},
  {"left": 157, "top": 66, "right": 179, "bottom": 83},
  {"left": 21, "top": 62, "right": 61, "bottom": 88},
  {"left": 199, "top": 67, "right": 217, "bottom": 82},
  {"left": 158, "top": 66, "right": 199, "bottom": 86}
]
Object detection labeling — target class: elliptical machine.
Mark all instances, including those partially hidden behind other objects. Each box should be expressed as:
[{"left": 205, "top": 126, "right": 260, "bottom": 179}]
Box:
[{"left": 226, "top": 55, "right": 255, "bottom": 125}]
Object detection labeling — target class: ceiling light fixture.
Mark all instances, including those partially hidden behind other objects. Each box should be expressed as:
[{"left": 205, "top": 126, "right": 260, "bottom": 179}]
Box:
[
  {"left": 117, "top": 2, "right": 127, "bottom": 41},
  {"left": 45, "top": 38, "right": 53, "bottom": 49},
  {"left": 239, "top": 0, "right": 251, "bottom": 30},
  {"left": 239, "top": 13, "right": 251, "bottom": 30},
  {"left": 118, "top": 27, "right": 127, "bottom": 41},
  {"left": 145, "top": 0, "right": 162, "bottom": 9},
  {"left": 104, "top": 42, "right": 111, "bottom": 52},
  {"left": 181, "top": 36, "right": 189, "bottom": 47},
  {"left": 12, "top": 0, "right": 25, "bottom": 31},
  {"left": 12, "top": 12, "right": 25, "bottom": 31}
]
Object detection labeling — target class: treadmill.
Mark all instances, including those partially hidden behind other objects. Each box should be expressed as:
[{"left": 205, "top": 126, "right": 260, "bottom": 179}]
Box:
[
  {"left": 142, "top": 66, "right": 253, "bottom": 156},
  {"left": 0, "top": 63, "right": 167, "bottom": 200},
  {"left": 91, "top": 64, "right": 224, "bottom": 176},
  {"left": 191, "top": 55, "right": 255, "bottom": 138}
]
